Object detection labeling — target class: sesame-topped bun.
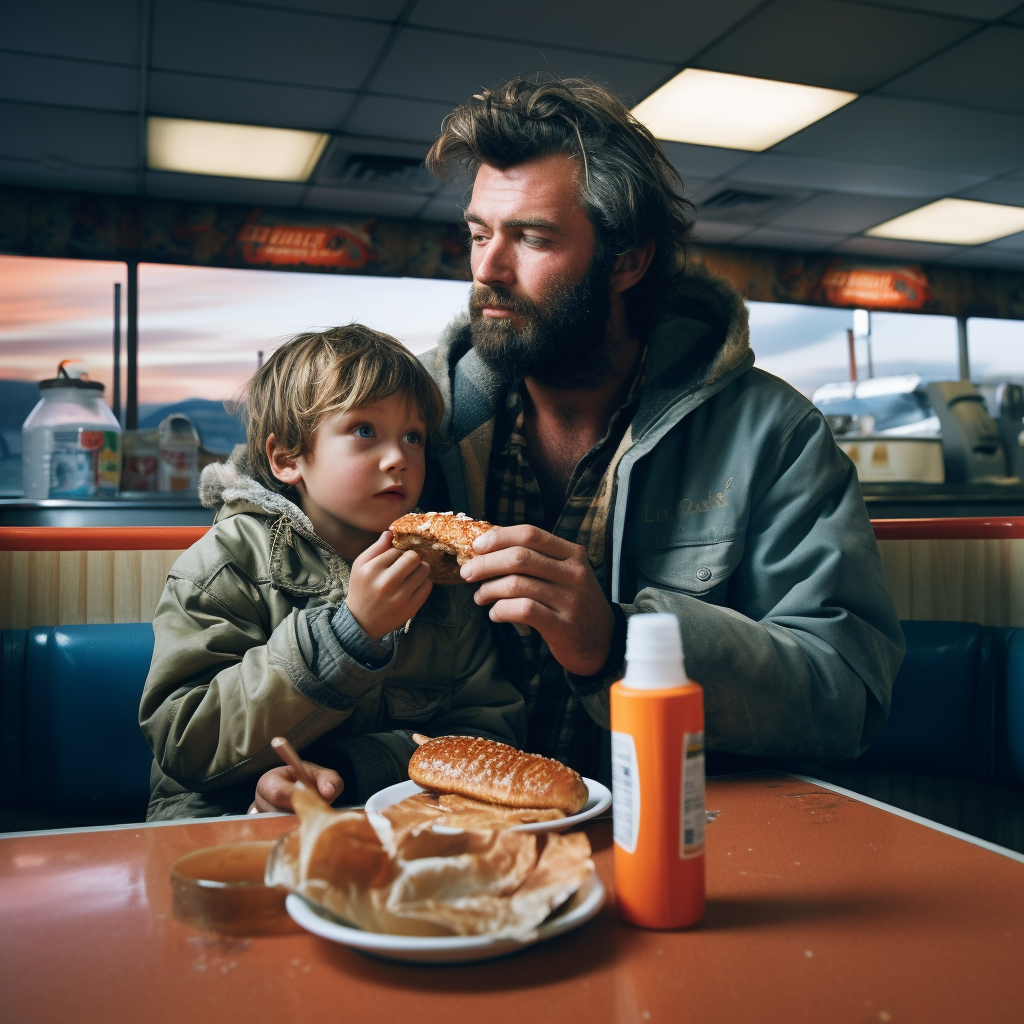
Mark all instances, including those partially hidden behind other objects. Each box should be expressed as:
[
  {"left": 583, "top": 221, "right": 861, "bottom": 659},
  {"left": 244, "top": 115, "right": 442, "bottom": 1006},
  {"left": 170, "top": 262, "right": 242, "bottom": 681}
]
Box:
[
  {"left": 389, "top": 511, "right": 496, "bottom": 585},
  {"left": 408, "top": 736, "right": 589, "bottom": 815}
]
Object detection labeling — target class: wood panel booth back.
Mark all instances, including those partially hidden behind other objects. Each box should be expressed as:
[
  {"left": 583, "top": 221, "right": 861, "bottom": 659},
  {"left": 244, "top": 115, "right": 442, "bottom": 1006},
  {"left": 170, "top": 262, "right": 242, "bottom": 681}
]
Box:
[{"left": 1, "top": 519, "right": 1023, "bottom": 631}]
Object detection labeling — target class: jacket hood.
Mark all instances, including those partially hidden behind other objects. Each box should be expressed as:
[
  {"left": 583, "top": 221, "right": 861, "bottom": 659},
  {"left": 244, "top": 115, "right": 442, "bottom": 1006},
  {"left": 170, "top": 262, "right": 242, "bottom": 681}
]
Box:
[
  {"left": 429, "top": 260, "right": 751, "bottom": 444},
  {"left": 199, "top": 447, "right": 350, "bottom": 594},
  {"left": 421, "top": 259, "right": 753, "bottom": 523}
]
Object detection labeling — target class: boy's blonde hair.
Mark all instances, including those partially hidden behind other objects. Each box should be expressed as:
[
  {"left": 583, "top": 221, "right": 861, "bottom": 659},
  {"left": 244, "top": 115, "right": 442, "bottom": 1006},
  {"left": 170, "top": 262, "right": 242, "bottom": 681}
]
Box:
[{"left": 244, "top": 324, "right": 444, "bottom": 492}]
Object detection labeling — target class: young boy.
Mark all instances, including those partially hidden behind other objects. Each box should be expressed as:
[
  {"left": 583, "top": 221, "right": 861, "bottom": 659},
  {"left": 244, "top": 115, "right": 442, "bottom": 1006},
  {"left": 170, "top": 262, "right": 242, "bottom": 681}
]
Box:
[{"left": 139, "top": 325, "right": 525, "bottom": 821}]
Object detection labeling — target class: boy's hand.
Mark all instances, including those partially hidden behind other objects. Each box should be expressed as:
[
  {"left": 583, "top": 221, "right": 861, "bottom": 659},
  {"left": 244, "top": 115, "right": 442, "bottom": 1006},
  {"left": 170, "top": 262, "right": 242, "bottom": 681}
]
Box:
[
  {"left": 248, "top": 762, "right": 343, "bottom": 814},
  {"left": 346, "top": 530, "right": 433, "bottom": 641}
]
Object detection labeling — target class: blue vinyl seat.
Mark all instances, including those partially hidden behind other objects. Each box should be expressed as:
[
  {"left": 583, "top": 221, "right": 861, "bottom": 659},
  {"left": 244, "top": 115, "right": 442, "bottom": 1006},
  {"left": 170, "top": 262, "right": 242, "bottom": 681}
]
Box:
[
  {"left": 1, "top": 619, "right": 1021, "bottom": 831},
  {"left": 1, "top": 624, "right": 155, "bottom": 816}
]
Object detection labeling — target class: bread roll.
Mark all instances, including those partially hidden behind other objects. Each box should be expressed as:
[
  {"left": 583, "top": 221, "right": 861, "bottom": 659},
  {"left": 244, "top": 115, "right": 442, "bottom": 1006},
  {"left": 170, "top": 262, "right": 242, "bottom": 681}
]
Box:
[
  {"left": 408, "top": 736, "right": 589, "bottom": 815},
  {"left": 390, "top": 511, "right": 496, "bottom": 585}
]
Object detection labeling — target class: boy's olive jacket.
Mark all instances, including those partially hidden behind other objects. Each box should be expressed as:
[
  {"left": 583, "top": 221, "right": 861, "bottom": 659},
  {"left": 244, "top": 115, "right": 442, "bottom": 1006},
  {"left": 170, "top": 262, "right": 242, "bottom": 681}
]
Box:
[{"left": 139, "top": 458, "right": 526, "bottom": 821}]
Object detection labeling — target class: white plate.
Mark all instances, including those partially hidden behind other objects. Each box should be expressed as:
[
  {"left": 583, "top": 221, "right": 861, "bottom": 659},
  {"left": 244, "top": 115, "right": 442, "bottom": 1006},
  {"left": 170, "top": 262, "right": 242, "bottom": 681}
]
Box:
[
  {"left": 365, "top": 777, "right": 612, "bottom": 834},
  {"left": 285, "top": 873, "right": 605, "bottom": 964}
]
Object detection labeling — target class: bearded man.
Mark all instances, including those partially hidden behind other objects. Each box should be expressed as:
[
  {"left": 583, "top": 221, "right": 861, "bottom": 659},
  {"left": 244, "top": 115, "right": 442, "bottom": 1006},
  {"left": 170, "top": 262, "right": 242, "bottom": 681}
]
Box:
[{"left": 418, "top": 77, "right": 904, "bottom": 780}]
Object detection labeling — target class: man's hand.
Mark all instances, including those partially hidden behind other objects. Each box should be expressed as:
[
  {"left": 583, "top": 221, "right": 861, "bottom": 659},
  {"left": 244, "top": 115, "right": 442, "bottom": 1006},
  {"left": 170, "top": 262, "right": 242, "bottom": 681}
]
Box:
[
  {"left": 460, "top": 524, "right": 615, "bottom": 676},
  {"left": 346, "top": 531, "right": 433, "bottom": 640},
  {"left": 248, "top": 761, "right": 343, "bottom": 814}
]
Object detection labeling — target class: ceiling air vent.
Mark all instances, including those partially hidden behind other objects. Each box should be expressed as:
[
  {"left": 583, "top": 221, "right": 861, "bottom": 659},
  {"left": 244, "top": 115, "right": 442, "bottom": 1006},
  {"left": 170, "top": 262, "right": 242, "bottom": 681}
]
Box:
[
  {"left": 319, "top": 152, "right": 437, "bottom": 194},
  {"left": 696, "top": 188, "right": 802, "bottom": 223}
]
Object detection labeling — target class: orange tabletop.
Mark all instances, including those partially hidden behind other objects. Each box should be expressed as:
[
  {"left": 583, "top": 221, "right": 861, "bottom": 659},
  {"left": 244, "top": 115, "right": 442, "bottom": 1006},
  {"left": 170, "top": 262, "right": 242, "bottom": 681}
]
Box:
[{"left": 2, "top": 774, "right": 1022, "bottom": 1024}]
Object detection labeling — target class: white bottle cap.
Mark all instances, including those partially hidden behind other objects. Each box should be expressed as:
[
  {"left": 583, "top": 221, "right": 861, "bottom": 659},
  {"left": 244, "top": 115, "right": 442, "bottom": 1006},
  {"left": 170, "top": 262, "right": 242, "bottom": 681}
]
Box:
[{"left": 621, "top": 612, "right": 687, "bottom": 690}]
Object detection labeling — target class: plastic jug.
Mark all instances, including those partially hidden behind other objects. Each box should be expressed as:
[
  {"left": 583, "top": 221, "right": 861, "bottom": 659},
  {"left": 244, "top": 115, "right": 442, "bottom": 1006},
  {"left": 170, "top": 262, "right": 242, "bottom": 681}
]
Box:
[{"left": 21, "top": 365, "right": 121, "bottom": 499}]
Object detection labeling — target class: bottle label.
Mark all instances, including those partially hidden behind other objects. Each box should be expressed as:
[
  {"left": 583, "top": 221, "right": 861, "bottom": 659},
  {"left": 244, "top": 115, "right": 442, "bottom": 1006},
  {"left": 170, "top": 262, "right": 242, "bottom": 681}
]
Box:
[
  {"left": 96, "top": 432, "right": 120, "bottom": 495},
  {"left": 610, "top": 731, "right": 640, "bottom": 854},
  {"left": 680, "top": 731, "right": 706, "bottom": 859},
  {"left": 48, "top": 429, "right": 97, "bottom": 498}
]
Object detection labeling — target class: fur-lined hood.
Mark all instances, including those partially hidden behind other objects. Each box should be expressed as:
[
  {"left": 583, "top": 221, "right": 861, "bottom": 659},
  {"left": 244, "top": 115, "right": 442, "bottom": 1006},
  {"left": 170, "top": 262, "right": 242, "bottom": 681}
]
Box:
[
  {"left": 199, "top": 445, "right": 316, "bottom": 532},
  {"left": 198, "top": 446, "right": 349, "bottom": 592}
]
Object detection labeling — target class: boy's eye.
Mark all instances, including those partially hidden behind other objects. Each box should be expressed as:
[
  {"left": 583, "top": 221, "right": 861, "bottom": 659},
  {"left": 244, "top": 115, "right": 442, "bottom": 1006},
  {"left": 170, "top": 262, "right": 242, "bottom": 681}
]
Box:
[
  {"left": 355, "top": 425, "right": 374, "bottom": 438},
  {"left": 404, "top": 431, "right": 423, "bottom": 445}
]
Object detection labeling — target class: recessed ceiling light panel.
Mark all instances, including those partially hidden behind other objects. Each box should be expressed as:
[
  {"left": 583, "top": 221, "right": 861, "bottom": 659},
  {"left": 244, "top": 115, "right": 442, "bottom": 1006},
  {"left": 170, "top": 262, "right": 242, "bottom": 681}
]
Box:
[
  {"left": 866, "top": 198, "right": 1024, "bottom": 245},
  {"left": 147, "top": 117, "right": 329, "bottom": 182},
  {"left": 631, "top": 68, "right": 856, "bottom": 152}
]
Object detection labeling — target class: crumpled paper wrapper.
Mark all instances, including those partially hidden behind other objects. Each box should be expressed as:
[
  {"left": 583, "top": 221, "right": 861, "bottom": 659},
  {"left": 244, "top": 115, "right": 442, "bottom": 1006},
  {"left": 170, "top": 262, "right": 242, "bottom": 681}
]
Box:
[{"left": 265, "top": 783, "right": 594, "bottom": 939}]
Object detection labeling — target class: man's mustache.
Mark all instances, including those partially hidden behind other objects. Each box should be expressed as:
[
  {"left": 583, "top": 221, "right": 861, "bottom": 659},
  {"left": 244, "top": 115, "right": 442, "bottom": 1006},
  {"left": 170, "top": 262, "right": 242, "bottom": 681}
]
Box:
[{"left": 469, "top": 286, "right": 538, "bottom": 319}]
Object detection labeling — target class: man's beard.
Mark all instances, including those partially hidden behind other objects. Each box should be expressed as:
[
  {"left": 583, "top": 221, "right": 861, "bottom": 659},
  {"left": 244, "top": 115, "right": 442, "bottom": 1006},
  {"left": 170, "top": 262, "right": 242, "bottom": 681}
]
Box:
[{"left": 468, "top": 255, "right": 616, "bottom": 390}]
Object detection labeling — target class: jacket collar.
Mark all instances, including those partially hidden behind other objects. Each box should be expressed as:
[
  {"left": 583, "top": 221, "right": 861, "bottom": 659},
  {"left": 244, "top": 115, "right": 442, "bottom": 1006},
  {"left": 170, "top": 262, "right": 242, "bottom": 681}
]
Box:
[
  {"left": 430, "top": 261, "right": 751, "bottom": 448},
  {"left": 199, "top": 448, "right": 350, "bottom": 596}
]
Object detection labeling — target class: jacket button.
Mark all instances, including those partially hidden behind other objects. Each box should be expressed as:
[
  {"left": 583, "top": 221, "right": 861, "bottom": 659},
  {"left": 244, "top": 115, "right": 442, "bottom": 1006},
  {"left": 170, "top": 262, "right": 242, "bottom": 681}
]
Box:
[{"left": 696, "top": 567, "right": 712, "bottom": 582}]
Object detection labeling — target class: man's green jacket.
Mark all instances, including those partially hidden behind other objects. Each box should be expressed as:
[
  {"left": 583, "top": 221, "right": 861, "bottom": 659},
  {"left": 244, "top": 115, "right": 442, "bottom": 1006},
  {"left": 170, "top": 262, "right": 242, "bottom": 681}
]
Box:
[{"left": 421, "top": 265, "right": 905, "bottom": 762}]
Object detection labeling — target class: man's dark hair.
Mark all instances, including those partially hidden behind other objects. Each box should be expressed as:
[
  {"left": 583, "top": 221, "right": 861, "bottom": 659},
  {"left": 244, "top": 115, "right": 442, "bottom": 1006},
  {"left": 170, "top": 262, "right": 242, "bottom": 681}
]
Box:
[{"left": 426, "top": 76, "right": 695, "bottom": 331}]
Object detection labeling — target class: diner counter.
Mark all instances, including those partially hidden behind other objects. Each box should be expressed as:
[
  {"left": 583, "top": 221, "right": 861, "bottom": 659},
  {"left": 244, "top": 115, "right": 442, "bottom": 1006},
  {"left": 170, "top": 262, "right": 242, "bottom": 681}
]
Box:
[
  {"left": 2, "top": 483, "right": 1024, "bottom": 526},
  {"left": 0, "top": 497, "right": 214, "bottom": 527},
  {"left": 2, "top": 773, "right": 1022, "bottom": 1024}
]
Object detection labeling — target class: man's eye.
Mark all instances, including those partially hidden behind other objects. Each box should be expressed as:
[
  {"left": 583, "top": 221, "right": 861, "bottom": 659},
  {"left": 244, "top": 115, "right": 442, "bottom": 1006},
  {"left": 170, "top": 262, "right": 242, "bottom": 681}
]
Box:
[
  {"left": 523, "top": 235, "right": 547, "bottom": 247},
  {"left": 404, "top": 431, "right": 423, "bottom": 445},
  {"left": 355, "top": 425, "right": 374, "bottom": 438}
]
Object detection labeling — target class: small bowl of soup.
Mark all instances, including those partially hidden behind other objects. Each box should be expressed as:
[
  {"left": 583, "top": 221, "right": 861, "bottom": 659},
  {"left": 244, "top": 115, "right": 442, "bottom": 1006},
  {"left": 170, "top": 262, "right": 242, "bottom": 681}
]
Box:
[{"left": 170, "top": 841, "right": 297, "bottom": 935}]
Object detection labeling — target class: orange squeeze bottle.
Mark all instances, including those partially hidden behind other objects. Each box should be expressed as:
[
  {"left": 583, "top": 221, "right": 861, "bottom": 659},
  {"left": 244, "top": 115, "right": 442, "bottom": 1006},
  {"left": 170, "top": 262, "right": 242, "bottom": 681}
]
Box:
[{"left": 610, "top": 612, "right": 705, "bottom": 929}]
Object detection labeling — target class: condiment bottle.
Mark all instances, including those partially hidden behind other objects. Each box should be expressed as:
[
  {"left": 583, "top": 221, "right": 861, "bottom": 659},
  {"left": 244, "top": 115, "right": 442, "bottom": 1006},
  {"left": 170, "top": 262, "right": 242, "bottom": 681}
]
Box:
[
  {"left": 158, "top": 413, "right": 200, "bottom": 492},
  {"left": 610, "top": 612, "right": 705, "bottom": 929}
]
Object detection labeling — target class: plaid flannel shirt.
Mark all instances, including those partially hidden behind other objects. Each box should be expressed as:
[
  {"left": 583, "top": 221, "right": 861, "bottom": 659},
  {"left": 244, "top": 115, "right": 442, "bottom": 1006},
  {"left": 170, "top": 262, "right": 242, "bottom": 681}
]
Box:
[{"left": 484, "top": 362, "right": 645, "bottom": 776}]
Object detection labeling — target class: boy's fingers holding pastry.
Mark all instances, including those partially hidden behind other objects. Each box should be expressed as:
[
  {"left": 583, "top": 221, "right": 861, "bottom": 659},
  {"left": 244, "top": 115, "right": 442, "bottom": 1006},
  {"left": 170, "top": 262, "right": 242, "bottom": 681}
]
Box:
[{"left": 251, "top": 763, "right": 343, "bottom": 814}]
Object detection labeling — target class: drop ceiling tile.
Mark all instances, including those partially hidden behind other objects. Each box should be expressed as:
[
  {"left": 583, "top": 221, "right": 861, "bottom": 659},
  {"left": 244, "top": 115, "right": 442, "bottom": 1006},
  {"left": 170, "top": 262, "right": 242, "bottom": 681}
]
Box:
[
  {"left": 881, "top": 27, "right": 1024, "bottom": 116},
  {"left": 832, "top": 235, "right": 961, "bottom": 261},
  {"left": 0, "top": 100, "right": 137, "bottom": 168},
  {"left": 239, "top": 0, "right": 407, "bottom": 17},
  {"left": 152, "top": 0, "right": 390, "bottom": 90},
  {"left": 939, "top": 247, "right": 1024, "bottom": 269},
  {"left": 417, "top": 196, "right": 465, "bottom": 223},
  {"left": 730, "top": 152, "right": 989, "bottom": 197},
  {"left": 368, "top": 28, "right": 676, "bottom": 106},
  {"left": 145, "top": 170, "right": 306, "bottom": 205},
  {"left": 302, "top": 185, "right": 429, "bottom": 218},
  {"left": 739, "top": 226, "right": 849, "bottom": 251},
  {"left": 689, "top": 181, "right": 815, "bottom": 223},
  {"left": 770, "top": 193, "right": 926, "bottom": 233},
  {"left": 148, "top": 71, "right": 353, "bottom": 130},
  {"left": 409, "top": 0, "right": 763, "bottom": 64},
  {"left": 957, "top": 179, "right": 1024, "bottom": 205},
  {"left": 691, "top": 220, "right": 753, "bottom": 243},
  {"left": 0, "top": 156, "right": 137, "bottom": 196},
  {"left": 0, "top": 52, "right": 137, "bottom": 113},
  {"left": 4, "top": 0, "right": 139, "bottom": 64},
  {"left": 858, "top": 0, "right": 1020, "bottom": 18},
  {"left": 659, "top": 141, "right": 754, "bottom": 181},
  {"left": 774, "top": 96, "right": 1024, "bottom": 177},
  {"left": 346, "top": 95, "right": 454, "bottom": 144},
  {"left": 988, "top": 229, "right": 1024, "bottom": 252},
  {"left": 695, "top": 0, "right": 974, "bottom": 92}
]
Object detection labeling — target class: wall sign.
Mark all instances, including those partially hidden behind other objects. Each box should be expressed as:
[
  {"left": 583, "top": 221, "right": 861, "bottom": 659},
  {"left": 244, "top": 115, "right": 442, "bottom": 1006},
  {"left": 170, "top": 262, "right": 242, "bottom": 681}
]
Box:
[{"left": 2, "top": 185, "right": 1023, "bottom": 319}]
